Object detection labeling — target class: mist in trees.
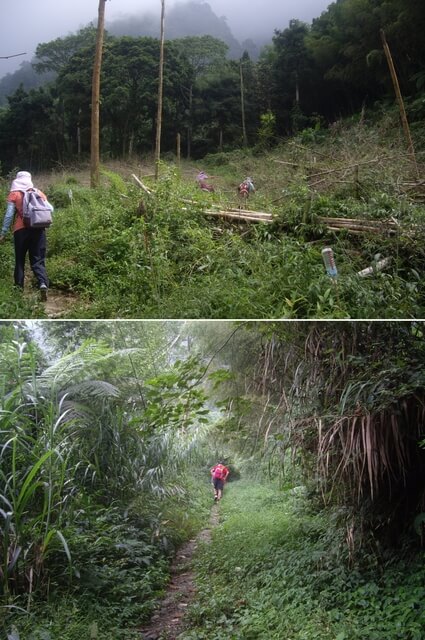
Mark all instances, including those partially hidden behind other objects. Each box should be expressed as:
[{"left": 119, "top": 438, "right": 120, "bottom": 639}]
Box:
[
  {"left": 2, "top": 318, "right": 425, "bottom": 631},
  {"left": 0, "top": 0, "right": 424, "bottom": 171}
]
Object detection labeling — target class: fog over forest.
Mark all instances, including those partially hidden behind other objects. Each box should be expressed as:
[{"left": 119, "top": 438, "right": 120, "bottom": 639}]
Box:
[{"left": 0, "top": 0, "right": 330, "bottom": 78}]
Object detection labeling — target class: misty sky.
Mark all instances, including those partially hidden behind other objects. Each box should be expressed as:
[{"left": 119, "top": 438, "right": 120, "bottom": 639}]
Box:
[{"left": 0, "top": 0, "right": 330, "bottom": 78}]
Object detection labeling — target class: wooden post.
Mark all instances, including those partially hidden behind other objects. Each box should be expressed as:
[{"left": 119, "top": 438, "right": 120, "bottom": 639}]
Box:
[
  {"left": 155, "top": 0, "right": 166, "bottom": 181},
  {"left": 380, "top": 29, "right": 419, "bottom": 179},
  {"left": 187, "top": 84, "right": 192, "bottom": 159},
  {"left": 176, "top": 133, "right": 181, "bottom": 166},
  {"left": 354, "top": 164, "right": 360, "bottom": 198},
  {"left": 240, "top": 61, "right": 248, "bottom": 147},
  {"left": 77, "top": 108, "right": 82, "bottom": 157},
  {"left": 295, "top": 70, "right": 299, "bottom": 104},
  {"left": 90, "top": 0, "right": 106, "bottom": 189}
]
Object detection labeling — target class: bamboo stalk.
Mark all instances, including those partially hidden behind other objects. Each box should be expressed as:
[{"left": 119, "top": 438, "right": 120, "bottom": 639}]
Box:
[
  {"left": 132, "top": 174, "right": 154, "bottom": 194},
  {"left": 307, "top": 157, "right": 382, "bottom": 179},
  {"left": 206, "top": 210, "right": 271, "bottom": 223},
  {"left": 381, "top": 30, "right": 419, "bottom": 179},
  {"left": 327, "top": 224, "right": 396, "bottom": 234},
  {"left": 90, "top": 0, "right": 107, "bottom": 189},
  {"left": 226, "top": 209, "right": 273, "bottom": 219},
  {"left": 154, "top": 0, "right": 166, "bottom": 180},
  {"left": 318, "top": 216, "right": 397, "bottom": 228}
]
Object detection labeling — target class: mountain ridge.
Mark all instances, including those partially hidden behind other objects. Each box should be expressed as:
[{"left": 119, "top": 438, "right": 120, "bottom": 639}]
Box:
[{"left": 0, "top": 1, "right": 266, "bottom": 104}]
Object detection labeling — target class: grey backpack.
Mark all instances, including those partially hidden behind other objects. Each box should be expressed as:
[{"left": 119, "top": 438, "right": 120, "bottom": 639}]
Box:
[{"left": 22, "top": 189, "right": 53, "bottom": 228}]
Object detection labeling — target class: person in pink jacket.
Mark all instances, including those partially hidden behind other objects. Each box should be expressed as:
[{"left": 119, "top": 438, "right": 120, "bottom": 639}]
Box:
[{"left": 210, "top": 462, "right": 230, "bottom": 501}]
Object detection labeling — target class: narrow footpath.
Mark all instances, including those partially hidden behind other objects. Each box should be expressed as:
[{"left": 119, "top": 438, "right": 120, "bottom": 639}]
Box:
[{"left": 139, "top": 504, "right": 220, "bottom": 640}]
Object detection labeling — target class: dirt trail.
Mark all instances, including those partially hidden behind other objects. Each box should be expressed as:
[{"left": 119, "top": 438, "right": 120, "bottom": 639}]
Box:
[
  {"left": 139, "top": 504, "right": 220, "bottom": 640},
  {"left": 43, "top": 289, "right": 81, "bottom": 318}
]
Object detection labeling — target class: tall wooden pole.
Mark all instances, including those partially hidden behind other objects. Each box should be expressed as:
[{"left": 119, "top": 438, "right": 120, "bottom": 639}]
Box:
[
  {"left": 90, "top": 0, "right": 106, "bottom": 188},
  {"left": 240, "top": 61, "right": 248, "bottom": 147},
  {"left": 380, "top": 29, "right": 419, "bottom": 179},
  {"left": 155, "top": 0, "right": 165, "bottom": 181},
  {"left": 176, "top": 132, "right": 181, "bottom": 166},
  {"left": 187, "top": 84, "right": 192, "bottom": 159}
]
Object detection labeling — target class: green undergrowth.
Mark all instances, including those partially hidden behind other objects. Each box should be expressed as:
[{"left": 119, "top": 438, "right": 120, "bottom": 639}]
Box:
[
  {"left": 1, "top": 474, "right": 212, "bottom": 640},
  {"left": 1, "top": 123, "right": 425, "bottom": 318},
  {"left": 0, "top": 240, "right": 48, "bottom": 318},
  {"left": 182, "top": 480, "right": 425, "bottom": 640}
]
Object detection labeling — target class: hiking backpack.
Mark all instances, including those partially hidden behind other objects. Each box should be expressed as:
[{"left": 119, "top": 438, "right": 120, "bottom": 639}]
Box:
[
  {"left": 22, "top": 189, "right": 53, "bottom": 229},
  {"left": 213, "top": 465, "right": 225, "bottom": 480}
]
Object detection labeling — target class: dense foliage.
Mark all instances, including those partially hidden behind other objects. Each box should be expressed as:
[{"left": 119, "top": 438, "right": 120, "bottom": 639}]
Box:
[
  {"left": 205, "top": 321, "right": 425, "bottom": 550},
  {"left": 2, "top": 320, "right": 425, "bottom": 637},
  {"left": 0, "top": 321, "right": 215, "bottom": 638},
  {"left": 1, "top": 114, "right": 425, "bottom": 320},
  {"left": 0, "top": 0, "right": 424, "bottom": 170}
]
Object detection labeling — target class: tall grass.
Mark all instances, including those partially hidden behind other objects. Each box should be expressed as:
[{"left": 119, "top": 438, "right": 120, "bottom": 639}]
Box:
[{"left": 0, "top": 327, "right": 215, "bottom": 637}]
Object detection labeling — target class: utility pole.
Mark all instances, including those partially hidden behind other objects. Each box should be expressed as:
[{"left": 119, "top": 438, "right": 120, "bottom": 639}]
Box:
[
  {"left": 90, "top": 0, "right": 107, "bottom": 189},
  {"left": 155, "top": 0, "right": 166, "bottom": 180}
]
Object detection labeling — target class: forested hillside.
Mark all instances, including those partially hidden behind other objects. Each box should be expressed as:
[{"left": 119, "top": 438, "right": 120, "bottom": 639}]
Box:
[
  {"left": 0, "top": 0, "right": 424, "bottom": 168},
  {"left": 1, "top": 320, "right": 425, "bottom": 639}
]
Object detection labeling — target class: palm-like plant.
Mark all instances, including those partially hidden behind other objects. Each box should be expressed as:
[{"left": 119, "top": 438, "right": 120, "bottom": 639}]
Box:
[{"left": 0, "top": 330, "right": 212, "bottom": 600}]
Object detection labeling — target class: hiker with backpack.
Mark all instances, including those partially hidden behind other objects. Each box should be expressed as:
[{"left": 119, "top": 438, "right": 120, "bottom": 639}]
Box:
[
  {"left": 238, "top": 177, "right": 255, "bottom": 200},
  {"left": 0, "top": 171, "right": 53, "bottom": 300},
  {"left": 196, "top": 171, "right": 215, "bottom": 193},
  {"left": 210, "top": 462, "right": 230, "bottom": 501}
]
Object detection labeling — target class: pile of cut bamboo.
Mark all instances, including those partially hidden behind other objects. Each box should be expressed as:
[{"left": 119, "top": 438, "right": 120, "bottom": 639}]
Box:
[
  {"left": 205, "top": 207, "right": 402, "bottom": 235},
  {"left": 205, "top": 207, "right": 273, "bottom": 223},
  {"left": 318, "top": 216, "right": 398, "bottom": 235}
]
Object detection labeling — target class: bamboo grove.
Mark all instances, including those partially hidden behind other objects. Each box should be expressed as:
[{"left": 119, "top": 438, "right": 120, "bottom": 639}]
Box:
[{"left": 0, "top": 0, "right": 424, "bottom": 172}]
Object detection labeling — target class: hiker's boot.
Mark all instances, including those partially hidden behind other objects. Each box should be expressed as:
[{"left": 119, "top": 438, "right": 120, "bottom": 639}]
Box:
[{"left": 40, "top": 284, "right": 48, "bottom": 301}]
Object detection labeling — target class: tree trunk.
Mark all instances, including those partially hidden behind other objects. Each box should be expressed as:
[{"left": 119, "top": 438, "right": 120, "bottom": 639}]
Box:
[
  {"left": 90, "top": 0, "right": 106, "bottom": 189},
  {"left": 128, "top": 130, "right": 134, "bottom": 158},
  {"left": 187, "top": 84, "right": 193, "bottom": 159},
  {"left": 177, "top": 132, "right": 181, "bottom": 166},
  {"left": 155, "top": 0, "right": 166, "bottom": 180},
  {"left": 295, "top": 70, "right": 300, "bottom": 103},
  {"left": 77, "top": 107, "right": 82, "bottom": 157},
  {"left": 240, "top": 62, "right": 248, "bottom": 147}
]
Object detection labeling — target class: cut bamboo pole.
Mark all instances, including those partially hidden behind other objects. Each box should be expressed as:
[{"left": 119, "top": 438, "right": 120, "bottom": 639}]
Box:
[
  {"left": 90, "top": 0, "right": 107, "bottom": 189},
  {"left": 206, "top": 210, "right": 271, "bottom": 223},
  {"left": 132, "top": 174, "right": 154, "bottom": 195},
  {"left": 381, "top": 29, "right": 419, "bottom": 179},
  {"left": 154, "top": 0, "right": 166, "bottom": 180}
]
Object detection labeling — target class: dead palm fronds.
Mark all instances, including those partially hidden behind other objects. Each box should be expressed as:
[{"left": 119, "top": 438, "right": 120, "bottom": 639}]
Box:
[{"left": 246, "top": 322, "right": 425, "bottom": 544}]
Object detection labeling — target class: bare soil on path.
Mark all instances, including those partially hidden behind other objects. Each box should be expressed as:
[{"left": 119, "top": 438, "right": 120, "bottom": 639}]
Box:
[
  {"left": 139, "top": 504, "right": 220, "bottom": 640},
  {"left": 43, "top": 289, "right": 81, "bottom": 318}
]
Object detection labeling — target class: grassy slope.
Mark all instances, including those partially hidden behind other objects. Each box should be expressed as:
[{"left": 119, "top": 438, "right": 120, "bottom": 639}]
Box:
[
  {"left": 182, "top": 480, "right": 425, "bottom": 640},
  {"left": 0, "top": 113, "right": 424, "bottom": 319}
]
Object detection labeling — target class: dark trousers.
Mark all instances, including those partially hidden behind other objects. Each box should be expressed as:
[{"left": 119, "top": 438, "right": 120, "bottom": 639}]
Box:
[{"left": 13, "top": 228, "right": 48, "bottom": 288}]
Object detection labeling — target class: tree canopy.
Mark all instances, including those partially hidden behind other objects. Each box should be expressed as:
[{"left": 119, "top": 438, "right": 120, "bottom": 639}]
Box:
[{"left": 0, "top": 0, "right": 424, "bottom": 170}]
